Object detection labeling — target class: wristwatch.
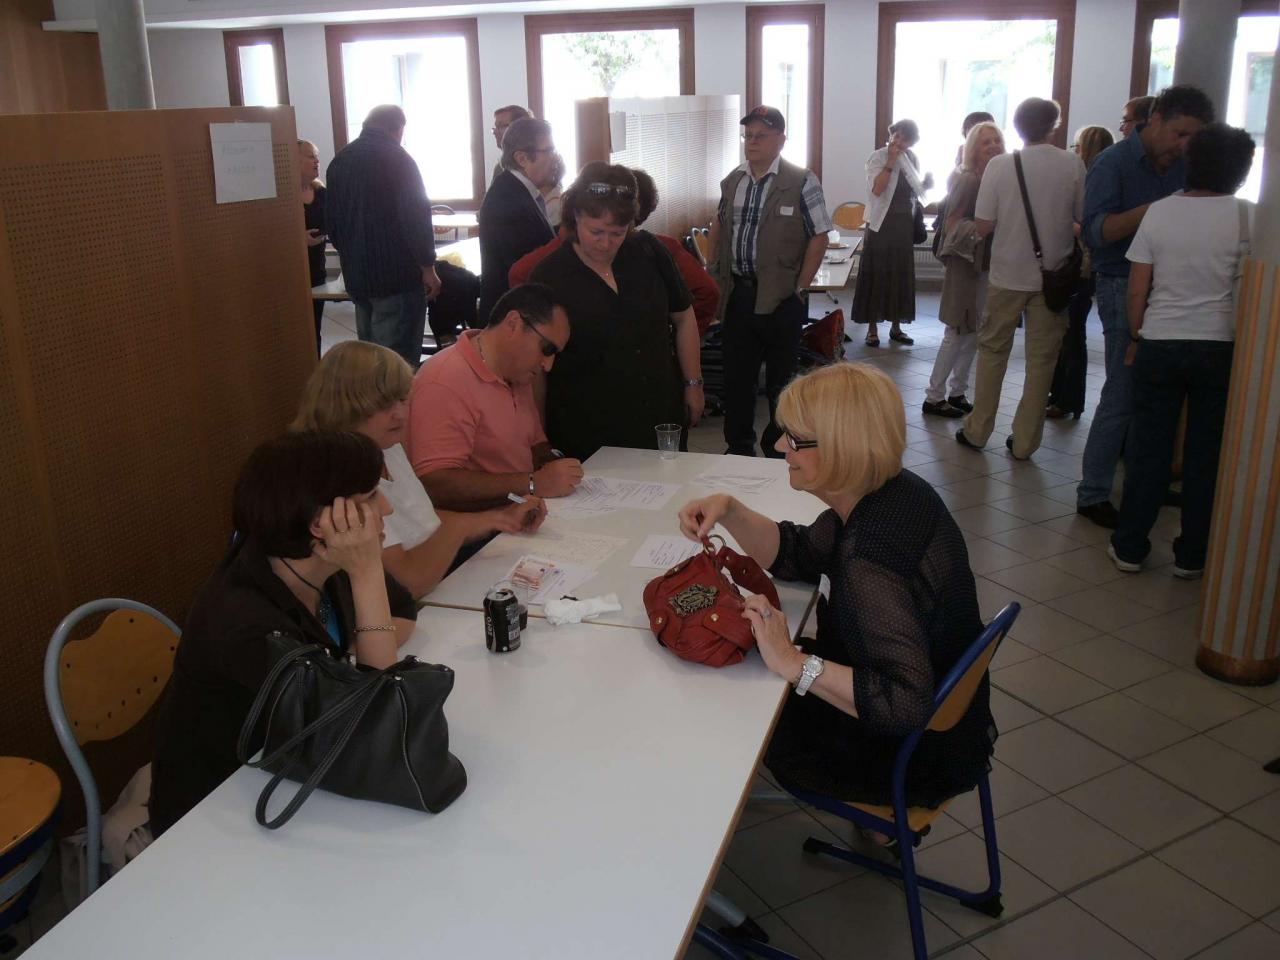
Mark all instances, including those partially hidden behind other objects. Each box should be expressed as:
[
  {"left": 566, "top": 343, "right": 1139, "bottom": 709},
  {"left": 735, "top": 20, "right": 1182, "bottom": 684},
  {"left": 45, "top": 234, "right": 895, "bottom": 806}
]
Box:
[
  {"left": 682, "top": 378, "right": 704, "bottom": 387},
  {"left": 794, "top": 654, "right": 825, "bottom": 696},
  {"left": 528, "top": 473, "right": 536, "bottom": 495}
]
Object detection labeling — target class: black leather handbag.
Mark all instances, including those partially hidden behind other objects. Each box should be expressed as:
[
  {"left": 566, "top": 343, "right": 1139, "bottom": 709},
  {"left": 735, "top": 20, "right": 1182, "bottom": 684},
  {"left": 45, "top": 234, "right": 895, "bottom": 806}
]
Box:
[
  {"left": 1013, "top": 150, "right": 1082, "bottom": 313},
  {"left": 236, "top": 634, "right": 467, "bottom": 829}
]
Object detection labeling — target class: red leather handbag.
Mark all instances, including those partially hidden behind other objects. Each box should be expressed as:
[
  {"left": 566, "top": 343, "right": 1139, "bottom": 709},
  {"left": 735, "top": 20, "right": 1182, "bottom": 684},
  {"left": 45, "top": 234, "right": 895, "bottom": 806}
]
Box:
[{"left": 643, "top": 536, "right": 781, "bottom": 667}]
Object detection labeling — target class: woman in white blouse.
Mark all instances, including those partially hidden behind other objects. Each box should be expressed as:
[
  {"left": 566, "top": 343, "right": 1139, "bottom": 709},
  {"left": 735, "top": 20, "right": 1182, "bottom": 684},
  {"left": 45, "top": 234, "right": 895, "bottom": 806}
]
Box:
[
  {"left": 853, "top": 119, "right": 933, "bottom": 347},
  {"left": 291, "top": 340, "right": 545, "bottom": 597}
]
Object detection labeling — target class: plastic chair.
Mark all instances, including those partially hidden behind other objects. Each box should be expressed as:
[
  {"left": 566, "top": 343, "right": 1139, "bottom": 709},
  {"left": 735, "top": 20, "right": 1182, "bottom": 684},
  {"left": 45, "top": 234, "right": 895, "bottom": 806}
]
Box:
[
  {"left": 432, "top": 203, "right": 459, "bottom": 243},
  {"left": 44, "top": 599, "right": 181, "bottom": 895},
  {"left": 782, "top": 602, "right": 1020, "bottom": 960},
  {"left": 831, "top": 201, "right": 866, "bottom": 231},
  {"left": 0, "top": 758, "right": 60, "bottom": 952},
  {"left": 691, "top": 226, "right": 713, "bottom": 266}
]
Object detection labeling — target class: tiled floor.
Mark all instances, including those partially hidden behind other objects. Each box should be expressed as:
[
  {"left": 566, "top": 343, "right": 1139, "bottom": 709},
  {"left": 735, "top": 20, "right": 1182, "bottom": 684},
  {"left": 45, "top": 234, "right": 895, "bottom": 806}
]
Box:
[
  {"left": 679, "top": 292, "right": 1280, "bottom": 960},
  {"left": 12, "top": 296, "right": 1279, "bottom": 959}
]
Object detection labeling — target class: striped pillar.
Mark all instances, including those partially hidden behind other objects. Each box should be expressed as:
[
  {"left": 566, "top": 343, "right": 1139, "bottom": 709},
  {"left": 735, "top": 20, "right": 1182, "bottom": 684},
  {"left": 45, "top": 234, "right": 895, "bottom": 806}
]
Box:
[{"left": 1198, "top": 260, "right": 1280, "bottom": 685}]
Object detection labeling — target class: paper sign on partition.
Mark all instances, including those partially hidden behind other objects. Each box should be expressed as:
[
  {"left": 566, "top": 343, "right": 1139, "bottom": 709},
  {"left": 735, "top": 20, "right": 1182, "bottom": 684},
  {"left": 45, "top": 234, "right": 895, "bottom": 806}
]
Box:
[{"left": 209, "top": 122, "right": 277, "bottom": 204}]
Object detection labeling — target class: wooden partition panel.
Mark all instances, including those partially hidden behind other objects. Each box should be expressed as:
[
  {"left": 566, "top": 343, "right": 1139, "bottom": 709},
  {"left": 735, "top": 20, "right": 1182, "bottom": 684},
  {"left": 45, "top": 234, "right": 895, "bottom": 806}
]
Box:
[{"left": 0, "top": 107, "right": 315, "bottom": 821}]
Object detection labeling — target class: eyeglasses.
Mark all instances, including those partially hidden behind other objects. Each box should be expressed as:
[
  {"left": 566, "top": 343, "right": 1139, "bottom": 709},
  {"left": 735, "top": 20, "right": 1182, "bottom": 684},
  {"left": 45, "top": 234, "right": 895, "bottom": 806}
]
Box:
[
  {"left": 784, "top": 431, "right": 818, "bottom": 451},
  {"left": 522, "top": 315, "right": 561, "bottom": 357},
  {"left": 741, "top": 132, "right": 778, "bottom": 143},
  {"left": 584, "top": 182, "right": 635, "bottom": 197}
]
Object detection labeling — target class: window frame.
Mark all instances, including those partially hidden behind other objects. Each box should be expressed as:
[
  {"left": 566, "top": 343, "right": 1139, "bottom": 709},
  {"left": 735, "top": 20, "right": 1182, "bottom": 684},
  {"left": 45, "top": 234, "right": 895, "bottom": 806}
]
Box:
[
  {"left": 324, "top": 18, "right": 486, "bottom": 209},
  {"left": 523, "top": 8, "right": 696, "bottom": 123},
  {"left": 224, "top": 28, "right": 289, "bottom": 107},
  {"left": 1130, "top": 0, "right": 1277, "bottom": 98},
  {"left": 875, "top": 0, "right": 1078, "bottom": 150},
  {"left": 746, "top": 4, "right": 826, "bottom": 178}
]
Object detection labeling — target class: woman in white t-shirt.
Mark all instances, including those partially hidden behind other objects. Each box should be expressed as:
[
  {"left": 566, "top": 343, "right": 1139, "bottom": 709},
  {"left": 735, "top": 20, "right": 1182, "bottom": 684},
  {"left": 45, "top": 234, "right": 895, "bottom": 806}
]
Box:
[
  {"left": 1109, "top": 123, "right": 1255, "bottom": 578},
  {"left": 292, "top": 341, "right": 546, "bottom": 597}
]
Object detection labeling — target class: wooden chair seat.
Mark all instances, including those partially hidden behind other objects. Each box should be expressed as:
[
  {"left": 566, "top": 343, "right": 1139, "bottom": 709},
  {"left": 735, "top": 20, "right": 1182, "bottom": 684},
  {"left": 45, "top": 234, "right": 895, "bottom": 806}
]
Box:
[
  {"left": 0, "top": 758, "right": 60, "bottom": 854},
  {"left": 848, "top": 798, "right": 952, "bottom": 834}
]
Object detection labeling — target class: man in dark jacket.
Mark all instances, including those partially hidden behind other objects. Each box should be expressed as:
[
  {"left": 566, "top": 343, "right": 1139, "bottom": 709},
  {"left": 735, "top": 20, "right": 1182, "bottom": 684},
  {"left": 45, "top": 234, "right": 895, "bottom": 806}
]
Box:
[
  {"left": 326, "top": 104, "right": 441, "bottom": 368},
  {"left": 478, "top": 117, "right": 557, "bottom": 324}
]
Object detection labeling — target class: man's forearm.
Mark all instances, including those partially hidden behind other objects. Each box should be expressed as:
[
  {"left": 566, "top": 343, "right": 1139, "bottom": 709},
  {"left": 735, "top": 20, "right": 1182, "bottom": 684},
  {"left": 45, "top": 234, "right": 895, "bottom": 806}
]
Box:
[
  {"left": 796, "top": 234, "right": 829, "bottom": 291},
  {"left": 1101, "top": 205, "right": 1149, "bottom": 245},
  {"left": 420, "top": 467, "right": 529, "bottom": 511}
]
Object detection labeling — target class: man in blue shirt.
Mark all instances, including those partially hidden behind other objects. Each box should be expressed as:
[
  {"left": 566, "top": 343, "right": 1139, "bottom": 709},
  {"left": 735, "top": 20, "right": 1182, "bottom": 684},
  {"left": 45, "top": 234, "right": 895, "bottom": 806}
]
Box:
[
  {"left": 1075, "top": 86, "right": 1214, "bottom": 528},
  {"left": 327, "top": 105, "right": 442, "bottom": 369}
]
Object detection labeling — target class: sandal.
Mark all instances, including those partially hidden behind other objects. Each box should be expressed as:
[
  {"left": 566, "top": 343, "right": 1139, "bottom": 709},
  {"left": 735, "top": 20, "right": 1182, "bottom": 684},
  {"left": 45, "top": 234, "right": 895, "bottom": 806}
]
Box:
[
  {"left": 864, "top": 334, "right": 880, "bottom": 347},
  {"left": 889, "top": 331, "right": 914, "bottom": 345}
]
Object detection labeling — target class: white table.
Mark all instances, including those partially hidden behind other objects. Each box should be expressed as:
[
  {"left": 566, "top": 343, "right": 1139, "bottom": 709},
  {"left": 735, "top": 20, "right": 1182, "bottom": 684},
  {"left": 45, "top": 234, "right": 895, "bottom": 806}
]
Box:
[
  {"left": 424, "top": 447, "right": 824, "bottom": 633},
  {"left": 806, "top": 229, "right": 862, "bottom": 292},
  {"left": 311, "top": 238, "right": 483, "bottom": 302},
  {"left": 25, "top": 606, "right": 790, "bottom": 960}
]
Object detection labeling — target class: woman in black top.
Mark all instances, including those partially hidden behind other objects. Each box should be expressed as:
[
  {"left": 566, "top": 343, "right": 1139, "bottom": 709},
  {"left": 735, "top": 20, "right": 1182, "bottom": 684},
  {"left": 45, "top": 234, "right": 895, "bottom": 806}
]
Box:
[
  {"left": 678, "top": 363, "right": 995, "bottom": 809},
  {"left": 529, "top": 163, "right": 704, "bottom": 461},
  {"left": 149, "top": 431, "right": 417, "bottom": 836},
  {"left": 300, "top": 139, "right": 328, "bottom": 355}
]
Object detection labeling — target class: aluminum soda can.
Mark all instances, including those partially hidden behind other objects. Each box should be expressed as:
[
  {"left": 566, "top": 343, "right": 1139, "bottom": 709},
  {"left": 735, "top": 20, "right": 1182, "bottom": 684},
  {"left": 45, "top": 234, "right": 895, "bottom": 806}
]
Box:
[{"left": 484, "top": 585, "right": 522, "bottom": 652}]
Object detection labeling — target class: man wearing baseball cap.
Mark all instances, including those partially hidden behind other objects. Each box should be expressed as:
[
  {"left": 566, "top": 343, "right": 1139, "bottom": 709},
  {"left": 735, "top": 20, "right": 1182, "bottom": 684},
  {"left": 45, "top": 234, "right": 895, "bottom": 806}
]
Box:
[{"left": 709, "top": 105, "right": 832, "bottom": 457}]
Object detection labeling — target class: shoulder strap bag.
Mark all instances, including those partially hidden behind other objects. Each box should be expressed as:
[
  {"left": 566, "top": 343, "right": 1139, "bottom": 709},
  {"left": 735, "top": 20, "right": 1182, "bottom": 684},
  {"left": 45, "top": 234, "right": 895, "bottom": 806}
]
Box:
[
  {"left": 236, "top": 634, "right": 467, "bottom": 829},
  {"left": 643, "top": 536, "right": 781, "bottom": 667},
  {"left": 1013, "top": 150, "right": 1082, "bottom": 313}
]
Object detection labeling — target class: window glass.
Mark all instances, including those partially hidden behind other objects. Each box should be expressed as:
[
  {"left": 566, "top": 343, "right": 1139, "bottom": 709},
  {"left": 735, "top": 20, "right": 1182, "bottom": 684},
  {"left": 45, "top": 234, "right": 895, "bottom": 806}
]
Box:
[
  {"left": 539, "top": 29, "right": 682, "bottom": 177},
  {"left": 760, "top": 24, "right": 811, "bottom": 169},
  {"left": 339, "top": 35, "right": 475, "bottom": 202},
  {"left": 1148, "top": 15, "right": 1278, "bottom": 201},
  {"left": 237, "top": 44, "right": 279, "bottom": 107},
  {"left": 893, "top": 19, "right": 1058, "bottom": 203}
]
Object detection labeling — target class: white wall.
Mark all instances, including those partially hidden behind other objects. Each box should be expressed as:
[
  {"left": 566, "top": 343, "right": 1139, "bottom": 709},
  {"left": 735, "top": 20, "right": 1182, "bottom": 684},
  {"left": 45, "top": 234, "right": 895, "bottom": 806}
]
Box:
[{"left": 144, "top": 0, "right": 1142, "bottom": 211}]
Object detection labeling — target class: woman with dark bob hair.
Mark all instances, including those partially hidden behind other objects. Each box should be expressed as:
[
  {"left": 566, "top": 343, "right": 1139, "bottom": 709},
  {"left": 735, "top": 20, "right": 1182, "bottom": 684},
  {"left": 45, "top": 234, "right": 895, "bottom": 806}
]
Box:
[
  {"left": 676, "top": 363, "right": 995, "bottom": 817},
  {"left": 149, "top": 431, "right": 418, "bottom": 836},
  {"left": 529, "top": 162, "right": 704, "bottom": 460},
  {"left": 1109, "top": 123, "right": 1255, "bottom": 579}
]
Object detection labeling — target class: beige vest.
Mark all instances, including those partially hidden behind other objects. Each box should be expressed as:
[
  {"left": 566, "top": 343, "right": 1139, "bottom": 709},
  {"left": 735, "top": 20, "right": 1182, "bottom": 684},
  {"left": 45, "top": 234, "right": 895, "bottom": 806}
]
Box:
[{"left": 712, "top": 158, "right": 812, "bottom": 320}]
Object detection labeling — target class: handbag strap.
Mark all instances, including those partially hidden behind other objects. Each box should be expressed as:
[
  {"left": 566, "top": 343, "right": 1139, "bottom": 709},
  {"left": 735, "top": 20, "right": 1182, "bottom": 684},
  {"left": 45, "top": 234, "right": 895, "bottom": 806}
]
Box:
[
  {"left": 254, "top": 672, "right": 392, "bottom": 829},
  {"left": 236, "top": 642, "right": 328, "bottom": 764},
  {"left": 1012, "top": 151, "right": 1044, "bottom": 264}
]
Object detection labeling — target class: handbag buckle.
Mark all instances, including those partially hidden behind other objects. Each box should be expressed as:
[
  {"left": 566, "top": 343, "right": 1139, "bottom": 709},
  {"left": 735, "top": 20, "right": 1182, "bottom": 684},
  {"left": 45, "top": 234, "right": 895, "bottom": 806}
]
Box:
[{"left": 669, "top": 583, "right": 719, "bottom": 616}]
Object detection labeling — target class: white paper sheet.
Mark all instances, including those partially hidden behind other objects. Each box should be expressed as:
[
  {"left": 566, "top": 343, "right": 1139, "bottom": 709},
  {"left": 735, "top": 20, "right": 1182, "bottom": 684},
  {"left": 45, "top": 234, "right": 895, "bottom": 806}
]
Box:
[
  {"left": 546, "top": 476, "right": 682, "bottom": 518},
  {"left": 522, "top": 531, "right": 628, "bottom": 568},
  {"left": 501, "top": 555, "right": 596, "bottom": 605},
  {"left": 629, "top": 535, "right": 703, "bottom": 570},
  {"left": 209, "top": 123, "right": 277, "bottom": 204},
  {"left": 692, "top": 470, "right": 778, "bottom": 497}
]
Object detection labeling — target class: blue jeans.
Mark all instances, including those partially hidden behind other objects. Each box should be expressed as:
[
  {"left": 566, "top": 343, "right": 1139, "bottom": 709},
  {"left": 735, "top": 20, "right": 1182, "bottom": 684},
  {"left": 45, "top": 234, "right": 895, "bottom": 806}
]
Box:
[
  {"left": 1077, "top": 274, "right": 1133, "bottom": 507},
  {"left": 1111, "top": 340, "right": 1233, "bottom": 570},
  {"left": 354, "top": 289, "right": 428, "bottom": 369}
]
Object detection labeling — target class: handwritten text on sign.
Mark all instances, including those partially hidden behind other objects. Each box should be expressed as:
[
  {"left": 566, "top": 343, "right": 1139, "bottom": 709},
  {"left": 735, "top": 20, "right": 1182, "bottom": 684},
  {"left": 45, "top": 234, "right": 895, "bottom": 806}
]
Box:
[{"left": 209, "top": 122, "right": 276, "bottom": 204}]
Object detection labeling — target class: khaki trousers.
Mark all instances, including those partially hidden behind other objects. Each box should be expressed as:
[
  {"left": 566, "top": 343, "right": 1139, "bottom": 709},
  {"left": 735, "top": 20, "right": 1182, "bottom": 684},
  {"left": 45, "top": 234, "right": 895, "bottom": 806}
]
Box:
[{"left": 961, "top": 285, "right": 1068, "bottom": 458}]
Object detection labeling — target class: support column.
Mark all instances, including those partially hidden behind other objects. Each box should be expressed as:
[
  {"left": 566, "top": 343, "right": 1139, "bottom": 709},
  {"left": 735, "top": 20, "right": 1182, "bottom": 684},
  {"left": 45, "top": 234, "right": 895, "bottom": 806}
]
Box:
[
  {"left": 94, "top": 0, "right": 154, "bottom": 110},
  {"left": 1172, "top": 0, "right": 1241, "bottom": 112},
  {"left": 1197, "top": 26, "right": 1280, "bottom": 688}
]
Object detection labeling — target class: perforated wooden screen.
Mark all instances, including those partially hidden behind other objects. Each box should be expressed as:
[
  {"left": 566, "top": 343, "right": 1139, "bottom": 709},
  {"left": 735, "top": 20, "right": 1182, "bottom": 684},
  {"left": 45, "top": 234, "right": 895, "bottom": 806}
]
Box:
[{"left": 0, "top": 107, "right": 315, "bottom": 821}]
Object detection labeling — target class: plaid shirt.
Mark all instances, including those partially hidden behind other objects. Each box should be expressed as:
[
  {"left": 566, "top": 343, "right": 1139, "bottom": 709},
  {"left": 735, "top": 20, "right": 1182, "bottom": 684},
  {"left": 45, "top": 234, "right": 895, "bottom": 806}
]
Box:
[{"left": 722, "top": 157, "right": 831, "bottom": 277}]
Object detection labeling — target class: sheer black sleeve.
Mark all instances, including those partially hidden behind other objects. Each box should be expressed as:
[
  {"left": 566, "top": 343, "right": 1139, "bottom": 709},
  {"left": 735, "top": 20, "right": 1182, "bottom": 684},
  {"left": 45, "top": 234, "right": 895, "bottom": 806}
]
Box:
[{"left": 769, "top": 509, "right": 841, "bottom": 586}]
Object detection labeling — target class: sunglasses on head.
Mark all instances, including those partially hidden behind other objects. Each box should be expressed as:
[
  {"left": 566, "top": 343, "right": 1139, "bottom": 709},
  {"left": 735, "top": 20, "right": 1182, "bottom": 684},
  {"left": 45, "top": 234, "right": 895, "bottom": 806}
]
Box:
[
  {"left": 584, "top": 182, "right": 635, "bottom": 197},
  {"left": 521, "top": 315, "right": 561, "bottom": 357},
  {"left": 784, "top": 430, "right": 818, "bottom": 451}
]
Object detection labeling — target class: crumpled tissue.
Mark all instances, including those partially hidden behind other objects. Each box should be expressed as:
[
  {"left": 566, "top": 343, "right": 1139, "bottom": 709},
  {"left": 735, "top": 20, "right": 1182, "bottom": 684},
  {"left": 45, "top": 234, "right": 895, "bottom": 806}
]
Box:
[{"left": 543, "top": 593, "right": 622, "bottom": 625}]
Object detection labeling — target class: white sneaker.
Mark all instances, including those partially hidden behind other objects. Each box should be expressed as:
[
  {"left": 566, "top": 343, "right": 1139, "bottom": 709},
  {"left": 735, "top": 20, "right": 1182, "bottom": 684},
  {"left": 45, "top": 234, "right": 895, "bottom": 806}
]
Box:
[
  {"left": 1172, "top": 565, "right": 1204, "bottom": 580},
  {"left": 1107, "top": 543, "right": 1142, "bottom": 573}
]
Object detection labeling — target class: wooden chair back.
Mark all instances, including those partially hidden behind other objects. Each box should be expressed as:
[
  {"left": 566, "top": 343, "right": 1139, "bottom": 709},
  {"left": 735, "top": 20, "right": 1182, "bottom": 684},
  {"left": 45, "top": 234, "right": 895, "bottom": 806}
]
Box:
[
  {"left": 832, "top": 202, "right": 866, "bottom": 231},
  {"left": 692, "top": 227, "right": 712, "bottom": 265},
  {"left": 927, "top": 603, "right": 1018, "bottom": 733},
  {"left": 58, "top": 609, "right": 178, "bottom": 746}
]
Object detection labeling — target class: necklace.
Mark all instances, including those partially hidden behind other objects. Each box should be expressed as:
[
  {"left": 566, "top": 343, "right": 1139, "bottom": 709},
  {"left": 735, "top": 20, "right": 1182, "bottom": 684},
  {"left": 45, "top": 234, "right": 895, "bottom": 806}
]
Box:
[{"left": 281, "top": 558, "right": 332, "bottom": 625}]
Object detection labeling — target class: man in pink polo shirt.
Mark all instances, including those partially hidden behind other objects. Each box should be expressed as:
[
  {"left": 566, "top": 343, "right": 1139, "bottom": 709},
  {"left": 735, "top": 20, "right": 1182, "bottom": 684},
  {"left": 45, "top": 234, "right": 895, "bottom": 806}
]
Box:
[{"left": 408, "top": 283, "right": 584, "bottom": 511}]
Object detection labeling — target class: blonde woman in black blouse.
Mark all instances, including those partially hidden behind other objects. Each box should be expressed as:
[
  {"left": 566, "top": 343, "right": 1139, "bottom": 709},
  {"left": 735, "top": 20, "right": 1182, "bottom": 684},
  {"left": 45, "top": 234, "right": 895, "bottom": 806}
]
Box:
[{"left": 677, "top": 363, "right": 994, "bottom": 809}]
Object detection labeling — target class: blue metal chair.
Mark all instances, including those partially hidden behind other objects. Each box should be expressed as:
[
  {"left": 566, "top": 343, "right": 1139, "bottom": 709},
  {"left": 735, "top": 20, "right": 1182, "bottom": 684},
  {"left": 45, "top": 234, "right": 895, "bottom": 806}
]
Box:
[
  {"left": 783, "top": 602, "right": 1020, "bottom": 960},
  {"left": 44, "top": 599, "right": 181, "bottom": 895},
  {"left": 0, "top": 758, "right": 60, "bottom": 952}
]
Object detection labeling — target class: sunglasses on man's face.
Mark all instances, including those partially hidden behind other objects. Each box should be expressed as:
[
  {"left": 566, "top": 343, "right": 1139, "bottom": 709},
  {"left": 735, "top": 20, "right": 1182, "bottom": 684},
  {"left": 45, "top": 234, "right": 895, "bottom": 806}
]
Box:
[
  {"left": 522, "top": 316, "right": 561, "bottom": 357},
  {"left": 584, "top": 182, "right": 635, "bottom": 197},
  {"left": 784, "top": 431, "right": 818, "bottom": 451}
]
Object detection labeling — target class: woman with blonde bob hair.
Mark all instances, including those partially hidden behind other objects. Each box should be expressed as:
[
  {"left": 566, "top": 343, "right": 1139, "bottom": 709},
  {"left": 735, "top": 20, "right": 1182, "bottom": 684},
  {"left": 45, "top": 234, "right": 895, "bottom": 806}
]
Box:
[
  {"left": 292, "top": 340, "right": 545, "bottom": 598},
  {"left": 677, "top": 363, "right": 994, "bottom": 813}
]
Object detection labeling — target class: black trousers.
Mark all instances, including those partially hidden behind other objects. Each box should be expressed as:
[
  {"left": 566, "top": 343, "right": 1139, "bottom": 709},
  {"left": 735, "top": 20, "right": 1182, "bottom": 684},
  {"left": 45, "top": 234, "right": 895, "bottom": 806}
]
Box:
[
  {"left": 312, "top": 299, "right": 326, "bottom": 357},
  {"left": 722, "top": 279, "right": 807, "bottom": 457},
  {"left": 1112, "top": 339, "right": 1233, "bottom": 570},
  {"left": 1047, "top": 275, "right": 1095, "bottom": 414}
]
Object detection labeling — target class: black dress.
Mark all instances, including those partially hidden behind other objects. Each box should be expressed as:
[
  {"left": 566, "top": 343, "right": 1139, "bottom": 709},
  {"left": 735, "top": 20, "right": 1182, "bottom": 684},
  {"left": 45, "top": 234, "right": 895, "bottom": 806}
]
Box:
[
  {"left": 305, "top": 185, "right": 327, "bottom": 354},
  {"left": 764, "top": 470, "right": 997, "bottom": 808},
  {"left": 854, "top": 171, "right": 918, "bottom": 325},
  {"left": 530, "top": 234, "right": 692, "bottom": 461}
]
